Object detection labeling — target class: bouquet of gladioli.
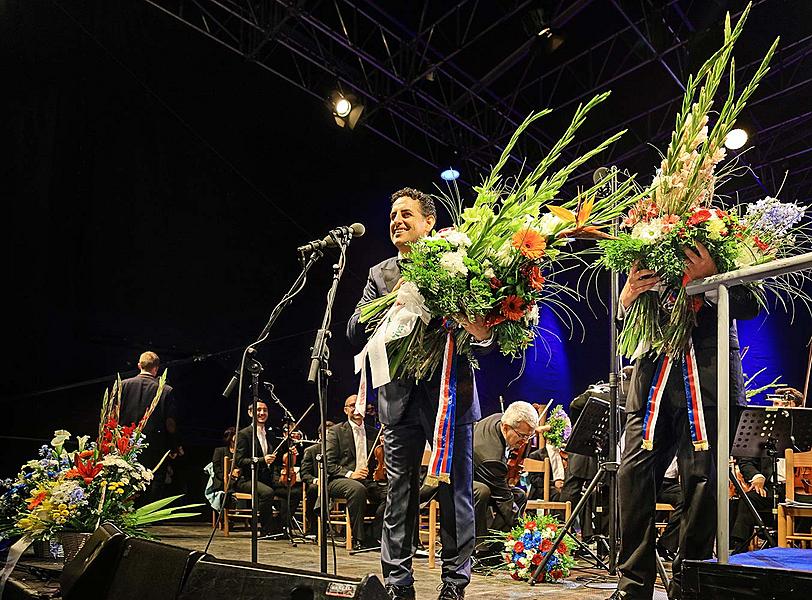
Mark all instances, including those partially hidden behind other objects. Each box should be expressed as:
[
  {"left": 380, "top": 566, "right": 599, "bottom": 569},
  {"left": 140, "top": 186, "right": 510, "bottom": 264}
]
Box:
[
  {"left": 543, "top": 405, "right": 572, "bottom": 449},
  {"left": 360, "top": 92, "right": 645, "bottom": 382},
  {"left": 495, "top": 514, "right": 576, "bottom": 582},
  {"left": 597, "top": 5, "right": 811, "bottom": 359},
  {"left": 0, "top": 373, "right": 200, "bottom": 542}
]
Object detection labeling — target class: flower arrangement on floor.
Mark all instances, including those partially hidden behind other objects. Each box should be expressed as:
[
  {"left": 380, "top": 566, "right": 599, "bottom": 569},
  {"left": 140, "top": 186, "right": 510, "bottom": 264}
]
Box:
[
  {"left": 497, "top": 514, "right": 576, "bottom": 582},
  {"left": 358, "top": 91, "right": 645, "bottom": 384},
  {"left": 543, "top": 405, "right": 572, "bottom": 449},
  {"left": 598, "top": 4, "right": 811, "bottom": 359},
  {"left": 0, "top": 373, "right": 200, "bottom": 543}
]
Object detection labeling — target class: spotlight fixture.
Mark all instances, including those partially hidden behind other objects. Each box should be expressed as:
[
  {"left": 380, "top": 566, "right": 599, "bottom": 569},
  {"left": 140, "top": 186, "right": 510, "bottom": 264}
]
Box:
[
  {"left": 440, "top": 168, "right": 460, "bottom": 181},
  {"left": 328, "top": 90, "right": 364, "bottom": 129},
  {"left": 724, "top": 128, "right": 749, "bottom": 150}
]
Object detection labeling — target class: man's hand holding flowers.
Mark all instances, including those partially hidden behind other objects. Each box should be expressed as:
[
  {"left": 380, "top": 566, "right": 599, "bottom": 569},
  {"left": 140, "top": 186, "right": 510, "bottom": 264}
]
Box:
[
  {"left": 620, "top": 262, "right": 661, "bottom": 309},
  {"left": 682, "top": 241, "right": 718, "bottom": 287},
  {"left": 454, "top": 313, "right": 492, "bottom": 342}
]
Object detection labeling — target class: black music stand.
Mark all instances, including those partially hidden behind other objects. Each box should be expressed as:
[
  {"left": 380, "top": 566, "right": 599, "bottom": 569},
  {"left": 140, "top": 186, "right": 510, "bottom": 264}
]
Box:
[
  {"left": 730, "top": 407, "right": 812, "bottom": 551},
  {"left": 530, "top": 397, "right": 619, "bottom": 584}
]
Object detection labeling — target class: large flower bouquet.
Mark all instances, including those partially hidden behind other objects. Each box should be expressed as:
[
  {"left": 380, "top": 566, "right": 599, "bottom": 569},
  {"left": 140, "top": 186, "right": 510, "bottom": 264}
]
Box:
[
  {"left": 0, "top": 374, "right": 200, "bottom": 542},
  {"left": 597, "top": 5, "right": 810, "bottom": 359},
  {"left": 497, "top": 514, "right": 576, "bottom": 582},
  {"left": 543, "top": 405, "right": 572, "bottom": 449},
  {"left": 359, "top": 92, "right": 644, "bottom": 382}
]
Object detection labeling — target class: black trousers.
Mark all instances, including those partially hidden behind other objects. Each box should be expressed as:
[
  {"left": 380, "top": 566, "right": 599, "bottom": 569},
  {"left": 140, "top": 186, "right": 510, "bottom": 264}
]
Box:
[
  {"left": 618, "top": 373, "right": 720, "bottom": 600},
  {"left": 657, "top": 477, "right": 683, "bottom": 554},
  {"left": 473, "top": 482, "right": 526, "bottom": 544},
  {"left": 234, "top": 479, "right": 302, "bottom": 534},
  {"left": 328, "top": 478, "right": 388, "bottom": 544}
]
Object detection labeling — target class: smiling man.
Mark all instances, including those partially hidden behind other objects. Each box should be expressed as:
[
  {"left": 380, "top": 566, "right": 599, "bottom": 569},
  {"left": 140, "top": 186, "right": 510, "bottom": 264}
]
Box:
[{"left": 347, "top": 188, "right": 491, "bottom": 600}]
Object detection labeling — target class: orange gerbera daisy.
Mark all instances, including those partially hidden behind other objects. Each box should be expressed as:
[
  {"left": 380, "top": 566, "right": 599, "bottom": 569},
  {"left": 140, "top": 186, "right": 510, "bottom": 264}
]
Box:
[
  {"left": 501, "top": 295, "right": 526, "bottom": 320},
  {"left": 525, "top": 265, "right": 545, "bottom": 290},
  {"left": 512, "top": 228, "right": 546, "bottom": 259}
]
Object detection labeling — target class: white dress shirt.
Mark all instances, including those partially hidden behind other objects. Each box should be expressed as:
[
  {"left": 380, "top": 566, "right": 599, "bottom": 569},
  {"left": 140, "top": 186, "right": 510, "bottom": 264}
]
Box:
[
  {"left": 257, "top": 426, "right": 269, "bottom": 456},
  {"left": 347, "top": 420, "right": 368, "bottom": 477}
]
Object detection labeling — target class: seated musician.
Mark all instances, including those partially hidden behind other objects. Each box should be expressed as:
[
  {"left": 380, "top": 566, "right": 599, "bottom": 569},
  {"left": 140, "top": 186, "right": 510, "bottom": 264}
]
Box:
[
  {"left": 472, "top": 401, "right": 540, "bottom": 552},
  {"left": 234, "top": 400, "right": 302, "bottom": 537},
  {"left": 730, "top": 387, "right": 812, "bottom": 552},
  {"left": 299, "top": 420, "right": 335, "bottom": 535},
  {"left": 325, "top": 395, "right": 388, "bottom": 550}
]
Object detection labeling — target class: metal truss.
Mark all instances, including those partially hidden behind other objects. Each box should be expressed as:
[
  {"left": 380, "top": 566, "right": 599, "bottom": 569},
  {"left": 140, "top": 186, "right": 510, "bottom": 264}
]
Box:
[{"left": 143, "top": 0, "right": 811, "bottom": 200}]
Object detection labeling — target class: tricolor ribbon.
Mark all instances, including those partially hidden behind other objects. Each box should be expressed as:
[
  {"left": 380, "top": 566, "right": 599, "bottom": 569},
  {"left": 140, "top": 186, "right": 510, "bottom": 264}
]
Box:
[
  {"left": 425, "top": 329, "right": 458, "bottom": 485},
  {"left": 641, "top": 342, "right": 709, "bottom": 451}
]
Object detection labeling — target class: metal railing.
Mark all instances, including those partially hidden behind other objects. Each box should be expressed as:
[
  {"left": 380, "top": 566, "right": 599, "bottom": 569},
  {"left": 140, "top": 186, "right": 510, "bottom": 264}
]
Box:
[{"left": 685, "top": 251, "right": 812, "bottom": 563}]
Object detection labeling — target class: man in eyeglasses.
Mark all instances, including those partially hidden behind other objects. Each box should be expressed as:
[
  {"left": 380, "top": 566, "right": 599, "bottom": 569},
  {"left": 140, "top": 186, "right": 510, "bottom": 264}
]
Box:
[{"left": 472, "top": 401, "right": 540, "bottom": 552}]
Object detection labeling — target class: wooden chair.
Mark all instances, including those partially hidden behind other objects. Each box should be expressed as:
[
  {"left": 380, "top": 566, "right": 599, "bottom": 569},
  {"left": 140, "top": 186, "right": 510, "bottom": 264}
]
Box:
[
  {"left": 524, "top": 457, "right": 572, "bottom": 522},
  {"left": 654, "top": 503, "right": 675, "bottom": 536},
  {"left": 316, "top": 478, "right": 377, "bottom": 551},
  {"left": 778, "top": 449, "right": 812, "bottom": 548},
  {"left": 221, "top": 455, "right": 254, "bottom": 536},
  {"left": 418, "top": 449, "right": 441, "bottom": 568}
]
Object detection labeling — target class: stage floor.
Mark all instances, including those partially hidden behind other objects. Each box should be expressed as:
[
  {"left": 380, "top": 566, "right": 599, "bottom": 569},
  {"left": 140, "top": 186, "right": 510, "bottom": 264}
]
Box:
[{"left": 147, "top": 524, "right": 670, "bottom": 599}]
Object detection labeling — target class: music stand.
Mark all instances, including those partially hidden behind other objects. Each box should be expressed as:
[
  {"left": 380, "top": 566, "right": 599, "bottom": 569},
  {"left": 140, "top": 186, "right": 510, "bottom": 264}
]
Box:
[
  {"left": 530, "top": 397, "right": 620, "bottom": 584},
  {"left": 730, "top": 407, "right": 812, "bottom": 550}
]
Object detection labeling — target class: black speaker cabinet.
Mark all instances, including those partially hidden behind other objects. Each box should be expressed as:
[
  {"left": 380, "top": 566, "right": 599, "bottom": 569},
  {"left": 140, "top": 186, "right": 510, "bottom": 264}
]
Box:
[
  {"left": 61, "top": 522, "right": 127, "bottom": 600},
  {"left": 178, "top": 557, "right": 388, "bottom": 600},
  {"left": 60, "top": 523, "right": 207, "bottom": 600}
]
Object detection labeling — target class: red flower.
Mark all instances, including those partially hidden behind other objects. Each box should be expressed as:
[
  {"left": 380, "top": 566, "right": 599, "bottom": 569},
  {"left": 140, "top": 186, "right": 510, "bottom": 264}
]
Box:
[
  {"left": 489, "top": 277, "right": 502, "bottom": 289},
  {"left": 753, "top": 235, "right": 770, "bottom": 252},
  {"left": 513, "top": 541, "right": 525, "bottom": 553},
  {"left": 526, "top": 520, "right": 537, "bottom": 530},
  {"left": 116, "top": 436, "right": 132, "bottom": 454},
  {"left": 501, "top": 295, "right": 526, "bottom": 321},
  {"left": 531, "top": 553, "right": 543, "bottom": 565},
  {"left": 541, "top": 539, "right": 553, "bottom": 553},
  {"left": 558, "top": 542, "right": 568, "bottom": 555},
  {"left": 524, "top": 265, "right": 545, "bottom": 291},
  {"left": 512, "top": 228, "right": 547, "bottom": 259},
  {"left": 547, "top": 523, "right": 557, "bottom": 532},
  {"left": 551, "top": 568, "right": 563, "bottom": 580},
  {"left": 27, "top": 491, "right": 46, "bottom": 510},
  {"left": 505, "top": 554, "right": 513, "bottom": 564},
  {"left": 687, "top": 209, "right": 712, "bottom": 226},
  {"left": 510, "top": 572, "right": 520, "bottom": 580},
  {"left": 68, "top": 453, "right": 103, "bottom": 485}
]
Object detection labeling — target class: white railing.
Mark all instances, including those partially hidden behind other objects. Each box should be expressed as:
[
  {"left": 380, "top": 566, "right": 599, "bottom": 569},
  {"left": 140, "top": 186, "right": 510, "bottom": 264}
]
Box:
[{"left": 685, "top": 251, "right": 812, "bottom": 563}]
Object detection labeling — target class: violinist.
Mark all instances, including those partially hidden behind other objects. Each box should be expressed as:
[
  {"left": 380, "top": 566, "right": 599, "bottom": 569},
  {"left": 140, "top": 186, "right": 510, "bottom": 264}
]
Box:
[
  {"left": 234, "top": 400, "right": 302, "bottom": 538},
  {"left": 324, "top": 395, "right": 388, "bottom": 550},
  {"left": 730, "top": 388, "right": 812, "bottom": 552},
  {"left": 472, "top": 401, "right": 540, "bottom": 557}
]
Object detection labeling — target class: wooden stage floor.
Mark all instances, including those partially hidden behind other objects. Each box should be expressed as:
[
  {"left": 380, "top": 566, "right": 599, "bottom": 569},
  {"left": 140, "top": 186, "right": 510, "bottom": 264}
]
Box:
[{"left": 150, "top": 523, "right": 670, "bottom": 599}]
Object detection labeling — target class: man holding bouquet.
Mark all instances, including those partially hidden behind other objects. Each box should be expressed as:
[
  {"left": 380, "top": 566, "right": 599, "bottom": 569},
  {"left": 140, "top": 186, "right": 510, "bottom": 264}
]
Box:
[
  {"left": 347, "top": 188, "right": 492, "bottom": 600},
  {"left": 609, "top": 243, "right": 760, "bottom": 600}
]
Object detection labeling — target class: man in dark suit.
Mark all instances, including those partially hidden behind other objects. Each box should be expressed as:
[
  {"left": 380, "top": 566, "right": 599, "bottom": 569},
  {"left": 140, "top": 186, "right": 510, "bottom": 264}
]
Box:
[
  {"left": 300, "top": 420, "right": 335, "bottom": 535},
  {"left": 234, "top": 400, "right": 302, "bottom": 536},
  {"left": 325, "top": 397, "right": 387, "bottom": 549},
  {"left": 609, "top": 247, "right": 760, "bottom": 600},
  {"left": 119, "top": 351, "right": 175, "bottom": 504},
  {"left": 347, "top": 188, "right": 492, "bottom": 600},
  {"left": 472, "top": 402, "right": 540, "bottom": 549}
]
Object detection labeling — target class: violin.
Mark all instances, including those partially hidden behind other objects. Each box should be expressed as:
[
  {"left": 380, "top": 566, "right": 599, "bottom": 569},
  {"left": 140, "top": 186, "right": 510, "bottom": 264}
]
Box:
[
  {"left": 279, "top": 446, "right": 298, "bottom": 486},
  {"left": 366, "top": 426, "right": 387, "bottom": 483},
  {"left": 728, "top": 458, "right": 753, "bottom": 499}
]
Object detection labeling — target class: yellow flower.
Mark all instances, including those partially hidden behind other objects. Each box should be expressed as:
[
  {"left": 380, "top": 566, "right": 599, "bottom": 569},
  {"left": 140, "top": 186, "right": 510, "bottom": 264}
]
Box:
[
  {"left": 115, "top": 488, "right": 124, "bottom": 495},
  {"left": 58, "top": 503, "right": 67, "bottom": 511}
]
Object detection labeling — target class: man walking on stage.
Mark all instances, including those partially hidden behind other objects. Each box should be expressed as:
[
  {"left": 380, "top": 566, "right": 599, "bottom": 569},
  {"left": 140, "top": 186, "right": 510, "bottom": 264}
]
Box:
[
  {"left": 347, "top": 188, "right": 492, "bottom": 600},
  {"left": 608, "top": 247, "right": 759, "bottom": 600}
]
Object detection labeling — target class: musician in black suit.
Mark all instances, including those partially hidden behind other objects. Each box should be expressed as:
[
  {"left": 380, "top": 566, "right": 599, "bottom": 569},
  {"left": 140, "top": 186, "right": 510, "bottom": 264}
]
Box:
[
  {"left": 234, "top": 400, "right": 302, "bottom": 536},
  {"left": 609, "top": 248, "right": 760, "bottom": 600},
  {"left": 300, "top": 421, "right": 335, "bottom": 535},
  {"left": 347, "top": 188, "right": 493, "bottom": 600},
  {"left": 119, "top": 351, "right": 175, "bottom": 504},
  {"left": 325, "top": 397, "right": 387, "bottom": 549}
]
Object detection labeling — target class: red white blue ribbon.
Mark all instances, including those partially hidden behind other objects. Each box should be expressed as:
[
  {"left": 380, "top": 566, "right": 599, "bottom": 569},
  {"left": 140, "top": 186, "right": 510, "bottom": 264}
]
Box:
[
  {"left": 641, "top": 342, "right": 709, "bottom": 451},
  {"left": 426, "top": 330, "right": 458, "bottom": 485}
]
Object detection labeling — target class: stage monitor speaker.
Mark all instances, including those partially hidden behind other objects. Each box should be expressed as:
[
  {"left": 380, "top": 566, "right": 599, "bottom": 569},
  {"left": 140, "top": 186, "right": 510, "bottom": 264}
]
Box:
[
  {"left": 60, "top": 523, "right": 208, "bottom": 600},
  {"left": 177, "top": 556, "right": 388, "bottom": 600},
  {"left": 61, "top": 522, "right": 127, "bottom": 600}
]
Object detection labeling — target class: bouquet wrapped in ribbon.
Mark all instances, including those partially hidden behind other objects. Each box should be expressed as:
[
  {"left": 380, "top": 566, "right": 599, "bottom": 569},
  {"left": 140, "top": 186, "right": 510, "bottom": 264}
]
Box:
[
  {"left": 357, "top": 91, "right": 643, "bottom": 390},
  {"left": 0, "top": 373, "right": 200, "bottom": 543},
  {"left": 598, "top": 5, "right": 804, "bottom": 361}
]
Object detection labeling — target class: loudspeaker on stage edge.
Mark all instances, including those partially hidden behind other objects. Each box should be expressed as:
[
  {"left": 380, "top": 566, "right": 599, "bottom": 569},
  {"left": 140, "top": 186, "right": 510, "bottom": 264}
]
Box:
[{"left": 177, "top": 556, "right": 388, "bottom": 600}]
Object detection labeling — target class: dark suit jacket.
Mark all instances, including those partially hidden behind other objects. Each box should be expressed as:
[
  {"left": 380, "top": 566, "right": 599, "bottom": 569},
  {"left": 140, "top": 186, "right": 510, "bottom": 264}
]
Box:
[
  {"left": 324, "top": 421, "right": 379, "bottom": 481},
  {"left": 346, "top": 256, "right": 482, "bottom": 427},
  {"left": 473, "top": 413, "right": 526, "bottom": 503},
  {"left": 624, "top": 287, "right": 760, "bottom": 412},
  {"left": 211, "top": 446, "right": 229, "bottom": 491},
  {"left": 119, "top": 373, "right": 174, "bottom": 436},
  {"left": 235, "top": 424, "right": 278, "bottom": 486},
  {"left": 299, "top": 443, "right": 320, "bottom": 486}
]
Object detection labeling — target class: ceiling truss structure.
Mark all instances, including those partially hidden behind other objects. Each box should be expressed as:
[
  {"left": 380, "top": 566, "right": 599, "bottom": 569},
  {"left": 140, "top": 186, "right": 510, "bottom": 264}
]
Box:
[{"left": 144, "top": 0, "right": 812, "bottom": 201}]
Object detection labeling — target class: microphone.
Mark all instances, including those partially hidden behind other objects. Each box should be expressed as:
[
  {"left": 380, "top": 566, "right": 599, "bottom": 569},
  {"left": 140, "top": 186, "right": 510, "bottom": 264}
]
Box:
[
  {"left": 593, "top": 166, "right": 610, "bottom": 185},
  {"left": 297, "top": 223, "right": 365, "bottom": 253}
]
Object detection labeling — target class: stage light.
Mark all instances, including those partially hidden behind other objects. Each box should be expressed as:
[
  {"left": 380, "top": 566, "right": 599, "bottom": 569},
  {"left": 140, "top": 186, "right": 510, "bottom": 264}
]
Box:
[
  {"left": 725, "top": 128, "right": 749, "bottom": 150},
  {"left": 440, "top": 168, "right": 460, "bottom": 181},
  {"left": 334, "top": 97, "right": 352, "bottom": 118}
]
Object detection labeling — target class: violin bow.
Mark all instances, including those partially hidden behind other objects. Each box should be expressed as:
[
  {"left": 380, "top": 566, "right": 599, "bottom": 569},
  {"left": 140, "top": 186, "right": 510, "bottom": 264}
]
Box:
[
  {"left": 271, "top": 403, "right": 314, "bottom": 455},
  {"left": 366, "top": 426, "right": 384, "bottom": 464}
]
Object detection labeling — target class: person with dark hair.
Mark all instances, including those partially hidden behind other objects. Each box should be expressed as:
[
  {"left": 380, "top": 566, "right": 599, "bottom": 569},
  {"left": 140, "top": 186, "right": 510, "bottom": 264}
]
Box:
[{"left": 347, "top": 188, "right": 493, "bottom": 600}]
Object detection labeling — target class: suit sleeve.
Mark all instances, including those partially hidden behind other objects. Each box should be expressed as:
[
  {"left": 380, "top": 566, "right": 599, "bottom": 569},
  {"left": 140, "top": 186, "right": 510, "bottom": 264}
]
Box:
[
  {"left": 299, "top": 447, "right": 316, "bottom": 485},
  {"left": 235, "top": 431, "right": 253, "bottom": 471},
  {"left": 212, "top": 448, "right": 225, "bottom": 486},
  {"left": 346, "top": 267, "right": 381, "bottom": 349},
  {"left": 738, "top": 456, "right": 764, "bottom": 482},
  {"left": 324, "top": 427, "right": 347, "bottom": 480}
]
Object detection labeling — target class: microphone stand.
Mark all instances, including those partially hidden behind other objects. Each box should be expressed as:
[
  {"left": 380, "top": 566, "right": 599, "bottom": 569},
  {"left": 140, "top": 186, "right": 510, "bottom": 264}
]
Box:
[
  {"left": 607, "top": 167, "right": 620, "bottom": 575},
  {"left": 219, "top": 249, "right": 322, "bottom": 564},
  {"left": 306, "top": 229, "right": 354, "bottom": 574}
]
